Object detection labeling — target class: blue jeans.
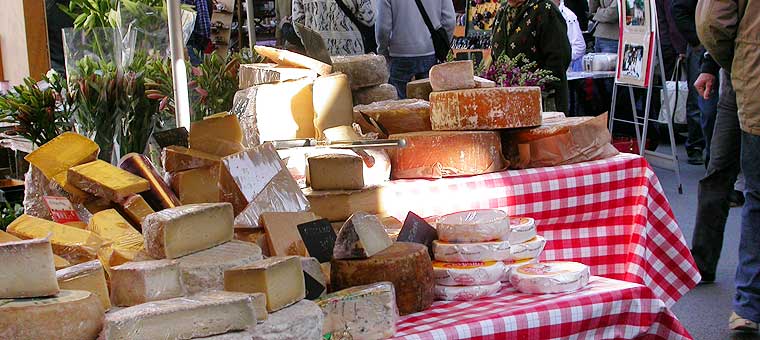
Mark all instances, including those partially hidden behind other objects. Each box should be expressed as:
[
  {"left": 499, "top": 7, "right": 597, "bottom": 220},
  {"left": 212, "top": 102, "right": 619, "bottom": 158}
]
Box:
[
  {"left": 735, "top": 131, "right": 760, "bottom": 323},
  {"left": 389, "top": 55, "right": 438, "bottom": 99},
  {"left": 594, "top": 37, "right": 618, "bottom": 54},
  {"left": 685, "top": 46, "right": 708, "bottom": 152}
]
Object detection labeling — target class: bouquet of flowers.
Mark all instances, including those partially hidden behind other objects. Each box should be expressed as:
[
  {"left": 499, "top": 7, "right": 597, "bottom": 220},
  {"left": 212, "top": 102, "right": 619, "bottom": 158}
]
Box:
[{"left": 479, "top": 53, "right": 558, "bottom": 90}]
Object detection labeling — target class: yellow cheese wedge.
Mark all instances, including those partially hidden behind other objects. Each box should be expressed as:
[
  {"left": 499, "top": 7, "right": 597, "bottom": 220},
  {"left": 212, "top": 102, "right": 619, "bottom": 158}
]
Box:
[
  {"left": 169, "top": 166, "right": 221, "bottom": 204},
  {"left": 162, "top": 146, "right": 221, "bottom": 173},
  {"left": 88, "top": 209, "right": 144, "bottom": 252},
  {"left": 24, "top": 132, "right": 100, "bottom": 180},
  {"left": 0, "top": 230, "right": 71, "bottom": 269},
  {"left": 118, "top": 194, "right": 155, "bottom": 229},
  {"left": 189, "top": 114, "right": 245, "bottom": 157},
  {"left": 68, "top": 160, "right": 150, "bottom": 202},
  {"left": 7, "top": 214, "right": 104, "bottom": 265}
]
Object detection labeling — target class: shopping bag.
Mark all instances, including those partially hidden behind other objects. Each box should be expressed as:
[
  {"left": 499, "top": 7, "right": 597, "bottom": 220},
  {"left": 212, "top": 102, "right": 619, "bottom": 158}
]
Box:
[{"left": 659, "top": 58, "right": 688, "bottom": 124}]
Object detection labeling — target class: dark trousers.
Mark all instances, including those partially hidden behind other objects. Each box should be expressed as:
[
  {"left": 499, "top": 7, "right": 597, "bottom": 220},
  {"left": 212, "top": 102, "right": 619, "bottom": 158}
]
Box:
[
  {"left": 691, "top": 70, "right": 741, "bottom": 278},
  {"left": 685, "top": 46, "right": 709, "bottom": 152},
  {"left": 388, "top": 55, "right": 437, "bottom": 99},
  {"left": 735, "top": 130, "right": 760, "bottom": 322}
]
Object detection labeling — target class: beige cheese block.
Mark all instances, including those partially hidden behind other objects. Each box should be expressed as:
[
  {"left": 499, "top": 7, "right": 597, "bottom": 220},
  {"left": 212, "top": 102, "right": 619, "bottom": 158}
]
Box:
[
  {"left": 224, "top": 256, "right": 306, "bottom": 312},
  {"left": 7, "top": 214, "right": 104, "bottom": 265},
  {"left": 239, "top": 63, "right": 318, "bottom": 89},
  {"left": 353, "top": 83, "right": 398, "bottom": 105},
  {"left": 280, "top": 147, "right": 391, "bottom": 188},
  {"left": 251, "top": 292, "right": 268, "bottom": 322},
  {"left": 0, "top": 230, "right": 70, "bottom": 269},
  {"left": 56, "top": 260, "right": 111, "bottom": 310},
  {"left": 254, "top": 45, "right": 332, "bottom": 75},
  {"left": 189, "top": 114, "right": 246, "bottom": 157},
  {"left": 303, "top": 186, "right": 387, "bottom": 222},
  {"left": 169, "top": 166, "right": 221, "bottom": 204},
  {"left": 68, "top": 160, "right": 151, "bottom": 202},
  {"left": 100, "top": 291, "right": 257, "bottom": 340},
  {"left": 314, "top": 282, "right": 398, "bottom": 339},
  {"left": 429, "top": 60, "right": 476, "bottom": 92},
  {"left": 260, "top": 212, "right": 318, "bottom": 257},
  {"left": 217, "top": 300, "right": 321, "bottom": 340},
  {"left": 0, "top": 238, "right": 59, "bottom": 298},
  {"left": 406, "top": 78, "right": 433, "bottom": 100},
  {"left": 162, "top": 145, "right": 221, "bottom": 173},
  {"left": 307, "top": 154, "right": 364, "bottom": 190},
  {"left": 331, "top": 54, "right": 389, "bottom": 90},
  {"left": 254, "top": 79, "right": 318, "bottom": 143},
  {"left": 0, "top": 290, "right": 104, "bottom": 340},
  {"left": 142, "top": 203, "right": 234, "bottom": 259},
  {"left": 110, "top": 259, "right": 185, "bottom": 306},
  {"left": 313, "top": 73, "right": 354, "bottom": 139},
  {"left": 177, "top": 240, "right": 264, "bottom": 294},
  {"left": 353, "top": 99, "right": 432, "bottom": 137}
]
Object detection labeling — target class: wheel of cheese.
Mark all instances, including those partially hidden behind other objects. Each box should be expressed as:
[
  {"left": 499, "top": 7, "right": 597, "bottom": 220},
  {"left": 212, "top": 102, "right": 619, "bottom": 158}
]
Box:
[
  {"left": 510, "top": 235, "right": 547, "bottom": 260},
  {"left": 510, "top": 261, "right": 591, "bottom": 294},
  {"left": 331, "top": 242, "right": 434, "bottom": 315},
  {"left": 500, "top": 258, "right": 539, "bottom": 282},
  {"left": 0, "top": 290, "right": 104, "bottom": 339},
  {"left": 432, "top": 240, "right": 511, "bottom": 262},
  {"left": 429, "top": 86, "right": 542, "bottom": 130},
  {"left": 433, "top": 261, "right": 506, "bottom": 286},
  {"left": 436, "top": 209, "right": 510, "bottom": 243},
  {"left": 434, "top": 282, "right": 502, "bottom": 301},
  {"left": 509, "top": 217, "right": 537, "bottom": 244}
]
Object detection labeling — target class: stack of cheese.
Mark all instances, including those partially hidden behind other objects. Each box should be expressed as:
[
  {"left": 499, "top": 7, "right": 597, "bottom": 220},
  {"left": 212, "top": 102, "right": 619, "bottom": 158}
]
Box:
[
  {"left": 431, "top": 209, "right": 511, "bottom": 301},
  {"left": 330, "top": 54, "right": 398, "bottom": 105},
  {"left": 500, "top": 217, "right": 545, "bottom": 283}
]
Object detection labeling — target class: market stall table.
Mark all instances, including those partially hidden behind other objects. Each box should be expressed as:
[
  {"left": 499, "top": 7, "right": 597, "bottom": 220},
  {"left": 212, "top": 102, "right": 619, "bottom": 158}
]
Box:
[
  {"left": 392, "top": 276, "right": 691, "bottom": 339},
  {"left": 381, "top": 153, "right": 700, "bottom": 306}
]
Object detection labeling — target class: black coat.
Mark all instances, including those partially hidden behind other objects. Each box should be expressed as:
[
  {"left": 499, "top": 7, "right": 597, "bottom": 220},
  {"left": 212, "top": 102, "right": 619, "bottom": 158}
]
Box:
[{"left": 671, "top": 0, "right": 700, "bottom": 46}]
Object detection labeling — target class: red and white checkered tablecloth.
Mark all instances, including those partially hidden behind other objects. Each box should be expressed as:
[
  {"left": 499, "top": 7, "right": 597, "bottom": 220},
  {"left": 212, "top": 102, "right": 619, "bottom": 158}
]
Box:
[
  {"left": 392, "top": 276, "right": 692, "bottom": 340},
  {"left": 381, "top": 153, "right": 700, "bottom": 306}
]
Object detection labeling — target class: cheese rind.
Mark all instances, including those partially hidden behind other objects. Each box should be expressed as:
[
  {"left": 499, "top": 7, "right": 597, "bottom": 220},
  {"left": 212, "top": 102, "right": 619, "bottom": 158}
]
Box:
[
  {"left": 434, "top": 282, "right": 502, "bottom": 301},
  {"left": 303, "top": 186, "right": 385, "bottom": 222},
  {"left": 68, "top": 160, "right": 151, "bottom": 202},
  {"left": 251, "top": 292, "right": 268, "bottom": 322},
  {"left": 432, "top": 240, "right": 511, "bottom": 262},
  {"left": 169, "top": 166, "right": 221, "bottom": 204},
  {"left": 7, "top": 214, "right": 104, "bottom": 264},
  {"left": 331, "top": 54, "right": 389, "bottom": 90},
  {"left": 406, "top": 78, "right": 433, "bottom": 100},
  {"left": 436, "top": 209, "right": 510, "bottom": 243},
  {"left": 429, "top": 60, "right": 476, "bottom": 91},
  {"left": 142, "top": 203, "right": 235, "bottom": 259},
  {"left": 510, "top": 217, "right": 537, "bottom": 245},
  {"left": 118, "top": 153, "right": 181, "bottom": 210},
  {"left": 100, "top": 291, "right": 257, "bottom": 339},
  {"left": 353, "top": 83, "right": 398, "bottom": 105},
  {"left": 510, "top": 235, "right": 547, "bottom": 260},
  {"left": 333, "top": 212, "right": 393, "bottom": 259},
  {"left": 110, "top": 259, "right": 185, "bottom": 306},
  {"left": 224, "top": 256, "right": 306, "bottom": 312},
  {"left": 56, "top": 260, "right": 111, "bottom": 310},
  {"left": 162, "top": 145, "right": 221, "bottom": 173},
  {"left": 248, "top": 299, "right": 323, "bottom": 340},
  {"left": 0, "top": 238, "right": 59, "bottom": 298},
  {"left": 0, "top": 290, "right": 104, "bottom": 340},
  {"left": 177, "top": 240, "right": 264, "bottom": 294},
  {"left": 331, "top": 242, "right": 434, "bottom": 315},
  {"left": 189, "top": 114, "right": 246, "bottom": 157},
  {"left": 315, "top": 282, "right": 398, "bottom": 339},
  {"left": 432, "top": 261, "right": 506, "bottom": 286},
  {"left": 509, "top": 261, "right": 591, "bottom": 294},
  {"left": 118, "top": 194, "right": 155, "bottom": 229},
  {"left": 388, "top": 131, "right": 505, "bottom": 179},
  {"left": 307, "top": 154, "right": 364, "bottom": 190},
  {"left": 0, "top": 230, "right": 70, "bottom": 269},
  {"left": 430, "top": 86, "right": 543, "bottom": 130},
  {"left": 353, "top": 99, "right": 432, "bottom": 136},
  {"left": 254, "top": 45, "right": 332, "bottom": 75},
  {"left": 260, "top": 212, "right": 318, "bottom": 256}
]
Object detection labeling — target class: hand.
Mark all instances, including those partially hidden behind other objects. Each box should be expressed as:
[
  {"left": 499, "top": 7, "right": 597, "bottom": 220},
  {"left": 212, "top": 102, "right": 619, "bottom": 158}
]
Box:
[{"left": 694, "top": 73, "right": 717, "bottom": 100}]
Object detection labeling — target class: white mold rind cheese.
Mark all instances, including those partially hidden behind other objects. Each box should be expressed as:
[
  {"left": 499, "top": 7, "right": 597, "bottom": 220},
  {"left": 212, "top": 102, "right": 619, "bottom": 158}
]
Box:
[
  {"left": 436, "top": 209, "right": 510, "bottom": 243},
  {"left": 510, "top": 261, "right": 591, "bottom": 294},
  {"left": 509, "top": 217, "right": 537, "bottom": 245},
  {"left": 433, "top": 261, "right": 506, "bottom": 286},
  {"left": 510, "top": 235, "right": 546, "bottom": 261},
  {"left": 434, "top": 282, "right": 502, "bottom": 301},
  {"left": 432, "top": 240, "right": 511, "bottom": 262}
]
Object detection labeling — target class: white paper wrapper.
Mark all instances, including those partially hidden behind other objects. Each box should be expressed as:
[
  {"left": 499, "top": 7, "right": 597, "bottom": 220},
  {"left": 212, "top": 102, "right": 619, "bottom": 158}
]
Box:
[
  {"left": 432, "top": 240, "right": 511, "bottom": 262},
  {"left": 509, "top": 217, "right": 537, "bottom": 245},
  {"left": 510, "top": 235, "right": 547, "bottom": 261},
  {"left": 433, "top": 261, "right": 506, "bottom": 286},
  {"left": 434, "top": 282, "right": 502, "bottom": 301},
  {"left": 435, "top": 209, "right": 510, "bottom": 243},
  {"left": 500, "top": 258, "right": 539, "bottom": 283},
  {"left": 510, "top": 261, "right": 590, "bottom": 294}
]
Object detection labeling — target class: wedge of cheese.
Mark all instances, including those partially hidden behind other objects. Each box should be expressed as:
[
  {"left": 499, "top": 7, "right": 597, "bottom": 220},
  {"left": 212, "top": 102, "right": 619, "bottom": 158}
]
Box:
[
  {"left": 224, "top": 256, "right": 306, "bottom": 312},
  {"left": 24, "top": 132, "right": 99, "bottom": 199},
  {"left": 142, "top": 203, "right": 234, "bottom": 259},
  {"left": 0, "top": 238, "right": 59, "bottom": 298},
  {"left": 7, "top": 215, "right": 103, "bottom": 264},
  {"left": 0, "top": 230, "right": 70, "bottom": 269},
  {"left": 189, "top": 114, "right": 246, "bottom": 157},
  {"left": 110, "top": 259, "right": 185, "bottom": 306},
  {"left": 333, "top": 212, "right": 393, "bottom": 260},
  {"left": 68, "top": 160, "right": 150, "bottom": 202},
  {"left": 56, "top": 260, "right": 110, "bottom": 310}
]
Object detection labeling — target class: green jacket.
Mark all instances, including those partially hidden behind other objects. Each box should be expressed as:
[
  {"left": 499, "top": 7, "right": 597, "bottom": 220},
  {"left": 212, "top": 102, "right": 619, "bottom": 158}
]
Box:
[{"left": 492, "top": 0, "right": 572, "bottom": 113}]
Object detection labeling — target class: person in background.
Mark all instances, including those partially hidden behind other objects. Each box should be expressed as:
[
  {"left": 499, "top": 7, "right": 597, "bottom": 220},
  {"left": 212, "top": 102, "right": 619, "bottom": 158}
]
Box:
[
  {"left": 589, "top": 0, "right": 618, "bottom": 54},
  {"left": 46, "top": 0, "right": 73, "bottom": 75},
  {"left": 554, "top": 0, "right": 586, "bottom": 71},
  {"left": 563, "top": 0, "right": 589, "bottom": 32},
  {"left": 274, "top": 0, "right": 293, "bottom": 47},
  {"left": 697, "top": 0, "right": 760, "bottom": 332},
  {"left": 376, "top": 0, "right": 455, "bottom": 98},
  {"left": 655, "top": 0, "right": 686, "bottom": 77},
  {"left": 182, "top": 0, "right": 213, "bottom": 65},
  {"left": 492, "top": 0, "right": 572, "bottom": 112},
  {"left": 292, "top": 0, "right": 374, "bottom": 56}
]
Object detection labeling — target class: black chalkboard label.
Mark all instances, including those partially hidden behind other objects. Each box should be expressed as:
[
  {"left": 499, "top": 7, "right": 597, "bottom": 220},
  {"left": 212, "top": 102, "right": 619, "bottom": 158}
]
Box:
[
  {"left": 397, "top": 211, "right": 438, "bottom": 249},
  {"left": 303, "top": 271, "right": 326, "bottom": 300},
  {"left": 151, "top": 127, "right": 189, "bottom": 148},
  {"left": 297, "top": 219, "right": 336, "bottom": 263}
]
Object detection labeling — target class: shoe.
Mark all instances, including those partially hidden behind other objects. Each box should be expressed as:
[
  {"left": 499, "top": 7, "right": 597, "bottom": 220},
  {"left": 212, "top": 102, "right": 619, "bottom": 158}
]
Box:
[
  {"left": 729, "top": 312, "right": 759, "bottom": 332},
  {"left": 687, "top": 149, "right": 704, "bottom": 165},
  {"left": 729, "top": 190, "right": 745, "bottom": 208},
  {"left": 698, "top": 272, "right": 716, "bottom": 284}
]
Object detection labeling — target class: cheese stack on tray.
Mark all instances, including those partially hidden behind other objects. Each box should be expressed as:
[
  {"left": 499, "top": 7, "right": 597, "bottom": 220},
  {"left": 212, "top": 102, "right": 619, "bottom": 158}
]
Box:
[
  {"left": 500, "top": 217, "right": 546, "bottom": 283},
  {"left": 431, "top": 209, "right": 510, "bottom": 301}
]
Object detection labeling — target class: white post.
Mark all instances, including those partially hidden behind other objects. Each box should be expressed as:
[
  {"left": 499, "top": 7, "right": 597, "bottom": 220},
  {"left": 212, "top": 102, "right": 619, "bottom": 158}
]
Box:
[{"left": 166, "top": 0, "right": 191, "bottom": 129}]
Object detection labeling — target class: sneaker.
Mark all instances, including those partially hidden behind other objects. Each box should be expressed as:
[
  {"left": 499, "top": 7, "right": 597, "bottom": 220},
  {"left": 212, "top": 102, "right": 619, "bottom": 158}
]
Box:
[
  {"left": 729, "top": 190, "right": 745, "bottom": 208},
  {"left": 688, "top": 149, "right": 705, "bottom": 165},
  {"left": 729, "top": 312, "right": 759, "bottom": 332}
]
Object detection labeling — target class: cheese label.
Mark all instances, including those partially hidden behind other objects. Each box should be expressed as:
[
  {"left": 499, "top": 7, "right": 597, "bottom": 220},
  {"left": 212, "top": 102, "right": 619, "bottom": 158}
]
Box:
[
  {"left": 43, "top": 196, "right": 81, "bottom": 224},
  {"left": 516, "top": 261, "right": 585, "bottom": 276},
  {"left": 510, "top": 217, "right": 534, "bottom": 230},
  {"left": 433, "top": 261, "right": 497, "bottom": 269}
]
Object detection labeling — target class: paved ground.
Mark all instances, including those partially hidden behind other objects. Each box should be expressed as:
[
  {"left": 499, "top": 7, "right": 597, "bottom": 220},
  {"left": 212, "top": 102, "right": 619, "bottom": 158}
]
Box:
[{"left": 649, "top": 145, "right": 759, "bottom": 340}]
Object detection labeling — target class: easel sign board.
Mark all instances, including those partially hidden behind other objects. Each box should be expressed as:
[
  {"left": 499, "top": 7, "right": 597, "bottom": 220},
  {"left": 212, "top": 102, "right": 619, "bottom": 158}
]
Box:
[{"left": 615, "top": 0, "right": 657, "bottom": 87}]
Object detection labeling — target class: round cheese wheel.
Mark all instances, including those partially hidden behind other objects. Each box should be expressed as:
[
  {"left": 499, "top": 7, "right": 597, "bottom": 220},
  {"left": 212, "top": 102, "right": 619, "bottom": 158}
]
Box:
[
  {"left": 510, "top": 235, "right": 547, "bottom": 260},
  {"left": 509, "top": 217, "right": 537, "bottom": 244},
  {"left": 510, "top": 261, "right": 591, "bottom": 294},
  {"left": 0, "top": 290, "right": 104, "bottom": 339},
  {"left": 436, "top": 209, "right": 510, "bottom": 243},
  {"left": 331, "top": 242, "right": 434, "bottom": 315},
  {"left": 500, "top": 258, "right": 540, "bottom": 282},
  {"left": 433, "top": 261, "right": 506, "bottom": 286},
  {"left": 434, "top": 282, "right": 502, "bottom": 301},
  {"left": 432, "top": 240, "right": 511, "bottom": 262}
]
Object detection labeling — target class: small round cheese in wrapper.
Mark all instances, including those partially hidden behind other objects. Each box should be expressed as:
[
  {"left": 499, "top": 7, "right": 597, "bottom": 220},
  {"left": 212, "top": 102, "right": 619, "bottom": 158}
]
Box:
[
  {"left": 510, "top": 261, "right": 590, "bottom": 294},
  {"left": 509, "top": 217, "right": 537, "bottom": 244},
  {"left": 433, "top": 261, "right": 505, "bottom": 286},
  {"left": 434, "top": 281, "right": 502, "bottom": 301},
  {"left": 436, "top": 209, "right": 510, "bottom": 243}
]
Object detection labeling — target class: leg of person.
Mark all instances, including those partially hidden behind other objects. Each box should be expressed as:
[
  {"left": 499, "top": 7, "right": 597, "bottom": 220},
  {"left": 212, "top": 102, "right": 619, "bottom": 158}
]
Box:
[
  {"left": 388, "top": 57, "right": 418, "bottom": 99},
  {"left": 731, "top": 131, "right": 760, "bottom": 330},
  {"left": 691, "top": 70, "right": 742, "bottom": 283},
  {"left": 411, "top": 54, "right": 438, "bottom": 81},
  {"left": 697, "top": 48, "right": 720, "bottom": 166},
  {"left": 685, "top": 46, "right": 705, "bottom": 165}
]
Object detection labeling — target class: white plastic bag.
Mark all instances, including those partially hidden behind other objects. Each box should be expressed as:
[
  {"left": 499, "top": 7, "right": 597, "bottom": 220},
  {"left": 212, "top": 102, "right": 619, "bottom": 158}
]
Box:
[{"left": 660, "top": 58, "right": 688, "bottom": 124}]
